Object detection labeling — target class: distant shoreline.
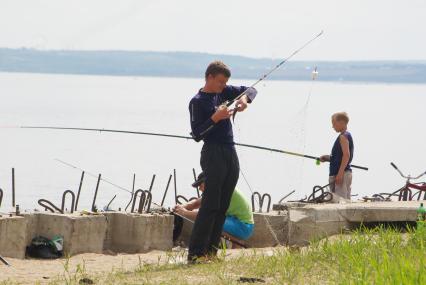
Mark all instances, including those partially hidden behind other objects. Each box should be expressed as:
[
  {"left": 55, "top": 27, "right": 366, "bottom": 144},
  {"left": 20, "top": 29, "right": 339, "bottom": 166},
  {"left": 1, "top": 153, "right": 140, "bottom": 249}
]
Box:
[
  {"left": 3, "top": 70, "right": 426, "bottom": 86},
  {"left": 1, "top": 48, "right": 425, "bottom": 84}
]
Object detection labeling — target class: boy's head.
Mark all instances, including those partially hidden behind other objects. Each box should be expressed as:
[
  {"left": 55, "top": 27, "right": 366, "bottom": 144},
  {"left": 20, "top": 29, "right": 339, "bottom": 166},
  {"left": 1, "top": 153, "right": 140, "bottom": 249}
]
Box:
[
  {"left": 192, "top": 172, "right": 206, "bottom": 192},
  {"left": 331, "top": 112, "right": 349, "bottom": 132},
  {"left": 204, "top": 61, "right": 231, "bottom": 93}
]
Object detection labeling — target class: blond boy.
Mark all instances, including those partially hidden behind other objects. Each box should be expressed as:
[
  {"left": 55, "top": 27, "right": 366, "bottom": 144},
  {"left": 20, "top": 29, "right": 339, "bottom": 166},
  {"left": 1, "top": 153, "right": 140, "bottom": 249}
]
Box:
[{"left": 320, "top": 112, "right": 354, "bottom": 202}]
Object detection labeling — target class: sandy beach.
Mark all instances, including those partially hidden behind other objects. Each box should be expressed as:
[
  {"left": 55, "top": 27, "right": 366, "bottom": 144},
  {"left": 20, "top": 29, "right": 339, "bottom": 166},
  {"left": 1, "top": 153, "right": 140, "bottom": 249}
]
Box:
[{"left": 0, "top": 248, "right": 274, "bottom": 284}]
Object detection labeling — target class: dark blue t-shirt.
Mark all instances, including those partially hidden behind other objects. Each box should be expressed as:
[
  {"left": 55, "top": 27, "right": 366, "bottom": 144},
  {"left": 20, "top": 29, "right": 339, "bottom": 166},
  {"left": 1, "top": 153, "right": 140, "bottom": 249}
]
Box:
[
  {"left": 329, "top": 131, "right": 354, "bottom": 176},
  {"left": 189, "top": 85, "right": 256, "bottom": 144}
]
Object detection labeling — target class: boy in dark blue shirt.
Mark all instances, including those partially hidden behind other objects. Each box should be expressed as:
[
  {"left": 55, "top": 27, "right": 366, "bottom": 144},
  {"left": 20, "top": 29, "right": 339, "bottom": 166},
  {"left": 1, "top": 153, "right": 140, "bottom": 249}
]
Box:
[
  {"left": 320, "top": 112, "right": 354, "bottom": 202},
  {"left": 188, "top": 61, "right": 256, "bottom": 262}
]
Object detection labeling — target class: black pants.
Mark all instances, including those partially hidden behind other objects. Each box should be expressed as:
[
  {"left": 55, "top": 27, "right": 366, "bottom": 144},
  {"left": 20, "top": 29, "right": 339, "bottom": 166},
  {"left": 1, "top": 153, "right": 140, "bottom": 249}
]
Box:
[{"left": 188, "top": 143, "right": 240, "bottom": 259}]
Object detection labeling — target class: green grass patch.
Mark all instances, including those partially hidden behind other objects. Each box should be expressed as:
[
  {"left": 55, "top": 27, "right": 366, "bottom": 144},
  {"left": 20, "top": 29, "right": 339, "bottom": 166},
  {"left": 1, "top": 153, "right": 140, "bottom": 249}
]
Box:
[{"left": 3, "top": 226, "right": 426, "bottom": 284}]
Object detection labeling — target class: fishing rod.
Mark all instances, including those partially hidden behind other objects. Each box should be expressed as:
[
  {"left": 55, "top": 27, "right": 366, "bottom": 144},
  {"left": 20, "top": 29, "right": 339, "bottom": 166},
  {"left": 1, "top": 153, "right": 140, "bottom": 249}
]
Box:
[
  {"left": 22, "top": 126, "right": 368, "bottom": 171},
  {"left": 0, "top": 255, "right": 10, "bottom": 266},
  {"left": 225, "top": 30, "right": 325, "bottom": 125},
  {"left": 225, "top": 30, "right": 324, "bottom": 109},
  {"left": 235, "top": 142, "right": 368, "bottom": 171}
]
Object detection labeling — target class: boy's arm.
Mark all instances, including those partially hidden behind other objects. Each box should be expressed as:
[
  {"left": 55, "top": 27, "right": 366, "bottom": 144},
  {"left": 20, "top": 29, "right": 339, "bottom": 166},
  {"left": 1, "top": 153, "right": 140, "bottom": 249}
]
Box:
[
  {"left": 224, "top": 85, "right": 257, "bottom": 103},
  {"left": 189, "top": 99, "right": 215, "bottom": 141},
  {"left": 224, "top": 86, "right": 257, "bottom": 112},
  {"left": 190, "top": 99, "right": 233, "bottom": 142},
  {"left": 319, "top": 155, "right": 330, "bottom": 162},
  {"left": 173, "top": 199, "right": 201, "bottom": 221},
  {"left": 336, "top": 135, "right": 350, "bottom": 185},
  {"left": 184, "top": 198, "right": 202, "bottom": 211}
]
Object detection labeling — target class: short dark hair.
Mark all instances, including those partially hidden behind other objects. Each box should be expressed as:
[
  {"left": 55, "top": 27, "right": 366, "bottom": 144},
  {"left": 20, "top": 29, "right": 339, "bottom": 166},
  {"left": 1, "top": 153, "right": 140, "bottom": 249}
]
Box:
[{"left": 205, "top": 61, "right": 231, "bottom": 79}]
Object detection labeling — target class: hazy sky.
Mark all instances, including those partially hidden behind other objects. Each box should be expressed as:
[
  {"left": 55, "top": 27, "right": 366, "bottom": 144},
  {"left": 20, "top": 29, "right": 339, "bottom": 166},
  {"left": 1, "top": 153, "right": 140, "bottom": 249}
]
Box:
[{"left": 1, "top": 0, "right": 425, "bottom": 60}]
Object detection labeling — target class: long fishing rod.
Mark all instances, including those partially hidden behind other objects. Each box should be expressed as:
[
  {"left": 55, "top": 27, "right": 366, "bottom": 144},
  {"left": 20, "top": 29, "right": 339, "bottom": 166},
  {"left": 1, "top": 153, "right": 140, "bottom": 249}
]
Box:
[
  {"left": 0, "top": 255, "right": 10, "bottom": 266},
  {"left": 235, "top": 142, "right": 368, "bottom": 171},
  {"left": 22, "top": 126, "right": 368, "bottom": 171},
  {"left": 225, "top": 30, "right": 324, "bottom": 108}
]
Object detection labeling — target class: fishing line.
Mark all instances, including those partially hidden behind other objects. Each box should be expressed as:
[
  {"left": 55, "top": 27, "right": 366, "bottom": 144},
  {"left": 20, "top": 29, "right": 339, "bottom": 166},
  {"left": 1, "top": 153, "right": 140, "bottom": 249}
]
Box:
[
  {"left": 55, "top": 158, "right": 133, "bottom": 194},
  {"left": 293, "top": 66, "right": 319, "bottom": 194},
  {"left": 225, "top": 31, "right": 324, "bottom": 108}
]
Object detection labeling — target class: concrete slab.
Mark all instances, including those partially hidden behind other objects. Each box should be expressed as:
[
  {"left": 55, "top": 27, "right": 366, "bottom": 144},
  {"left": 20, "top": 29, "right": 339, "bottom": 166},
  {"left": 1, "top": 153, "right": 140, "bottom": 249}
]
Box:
[
  {"left": 105, "top": 212, "right": 173, "bottom": 253},
  {"left": 1, "top": 200, "right": 422, "bottom": 259},
  {"left": 29, "top": 213, "right": 107, "bottom": 255},
  {"left": 247, "top": 212, "right": 288, "bottom": 247},
  {"left": 287, "top": 207, "right": 348, "bottom": 246},
  {"left": 0, "top": 216, "right": 27, "bottom": 259},
  {"left": 286, "top": 201, "right": 420, "bottom": 246}
]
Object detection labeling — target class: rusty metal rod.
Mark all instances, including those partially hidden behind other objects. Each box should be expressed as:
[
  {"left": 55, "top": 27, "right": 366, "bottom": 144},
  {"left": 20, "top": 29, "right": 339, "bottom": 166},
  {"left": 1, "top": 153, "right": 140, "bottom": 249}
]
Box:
[
  {"left": 61, "top": 190, "right": 76, "bottom": 214},
  {"left": 173, "top": 169, "right": 177, "bottom": 204},
  {"left": 74, "top": 171, "right": 85, "bottom": 211},
  {"left": 143, "top": 190, "right": 152, "bottom": 212},
  {"left": 125, "top": 173, "right": 136, "bottom": 211},
  {"left": 131, "top": 189, "right": 145, "bottom": 213},
  {"left": 0, "top": 188, "right": 3, "bottom": 209},
  {"left": 38, "top": 199, "right": 62, "bottom": 213},
  {"left": 148, "top": 174, "right": 156, "bottom": 192},
  {"left": 106, "top": 194, "right": 117, "bottom": 210},
  {"left": 91, "top": 174, "right": 101, "bottom": 212},
  {"left": 161, "top": 174, "right": 172, "bottom": 207},
  {"left": 12, "top": 168, "right": 15, "bottom": 207}
]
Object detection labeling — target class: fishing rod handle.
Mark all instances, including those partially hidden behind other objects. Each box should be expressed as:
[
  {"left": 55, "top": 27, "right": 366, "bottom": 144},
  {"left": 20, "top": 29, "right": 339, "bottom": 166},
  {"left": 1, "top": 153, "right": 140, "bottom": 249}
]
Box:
[{"left": 351, "top": 165, "right": 369, "bottom": 171}]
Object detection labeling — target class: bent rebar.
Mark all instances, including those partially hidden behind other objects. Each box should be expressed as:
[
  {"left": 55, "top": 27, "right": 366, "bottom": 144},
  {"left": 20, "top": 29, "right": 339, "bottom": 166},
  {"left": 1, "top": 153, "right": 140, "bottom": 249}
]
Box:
[
  {"left": 38, "top": 199, "right": 63, "bottom": 213},
  {"left": 251, "top": 192, "right": 272, "bottom": 213},
  {"left": 0, "top": 188, "right": 3, "bottom": 208},
  {"left": 61, "top": 190, "right": 76, "bottom": 214}
]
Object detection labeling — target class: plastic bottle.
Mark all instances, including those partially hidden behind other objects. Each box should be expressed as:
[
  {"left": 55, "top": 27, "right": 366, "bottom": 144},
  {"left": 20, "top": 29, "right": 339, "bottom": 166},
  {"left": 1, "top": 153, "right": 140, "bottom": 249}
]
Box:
[{"left": 417, "top": 203, "right": 426, "bottom": 230}]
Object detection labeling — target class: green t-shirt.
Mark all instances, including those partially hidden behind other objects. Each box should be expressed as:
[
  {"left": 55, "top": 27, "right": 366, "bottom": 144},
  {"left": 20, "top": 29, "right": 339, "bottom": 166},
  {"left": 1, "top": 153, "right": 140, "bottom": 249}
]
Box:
[{"left": 226, "top": 188, "right": 254, "bottom": 224}]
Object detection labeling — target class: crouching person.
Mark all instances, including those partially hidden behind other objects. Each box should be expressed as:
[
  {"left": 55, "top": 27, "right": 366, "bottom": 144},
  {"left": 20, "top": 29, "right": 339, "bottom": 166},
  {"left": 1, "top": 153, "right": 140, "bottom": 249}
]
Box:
[{"left": 173, "top": 172, "right": 254, "bottom": 247}]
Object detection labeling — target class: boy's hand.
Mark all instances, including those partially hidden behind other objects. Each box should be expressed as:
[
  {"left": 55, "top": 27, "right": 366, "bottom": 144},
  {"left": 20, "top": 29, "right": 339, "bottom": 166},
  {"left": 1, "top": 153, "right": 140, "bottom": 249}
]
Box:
[
  {"left": 234, "top": 96, "right": 248, "bottom": 112},
  {"left": 173, "top": 204, "right": 187, "bottom": 215},
  {"left": 173, "top": 204, "right": 185, "bottom": 211},
  {"left": 319, "top": 155, "right": 330, "bottom": 162},
  {"left": 211, "top": 105, "right": 233, "bottom": 123},
  {"left": 335, "top": 172, "right": 344, "bottom": 185}
]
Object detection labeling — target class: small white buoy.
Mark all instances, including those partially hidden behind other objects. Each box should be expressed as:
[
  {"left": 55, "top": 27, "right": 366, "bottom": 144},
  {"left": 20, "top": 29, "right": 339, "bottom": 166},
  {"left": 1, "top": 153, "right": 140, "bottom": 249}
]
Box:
[{"left": 311, "top": 67, "right": 319, "bottom": 80}]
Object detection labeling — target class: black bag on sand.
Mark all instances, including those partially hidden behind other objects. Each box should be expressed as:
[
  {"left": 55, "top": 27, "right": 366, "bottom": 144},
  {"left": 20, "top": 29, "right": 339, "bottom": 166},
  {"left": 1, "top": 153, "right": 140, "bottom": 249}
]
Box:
[{"left": 26, "top": 236, "right": 63, "bottom": 259}]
